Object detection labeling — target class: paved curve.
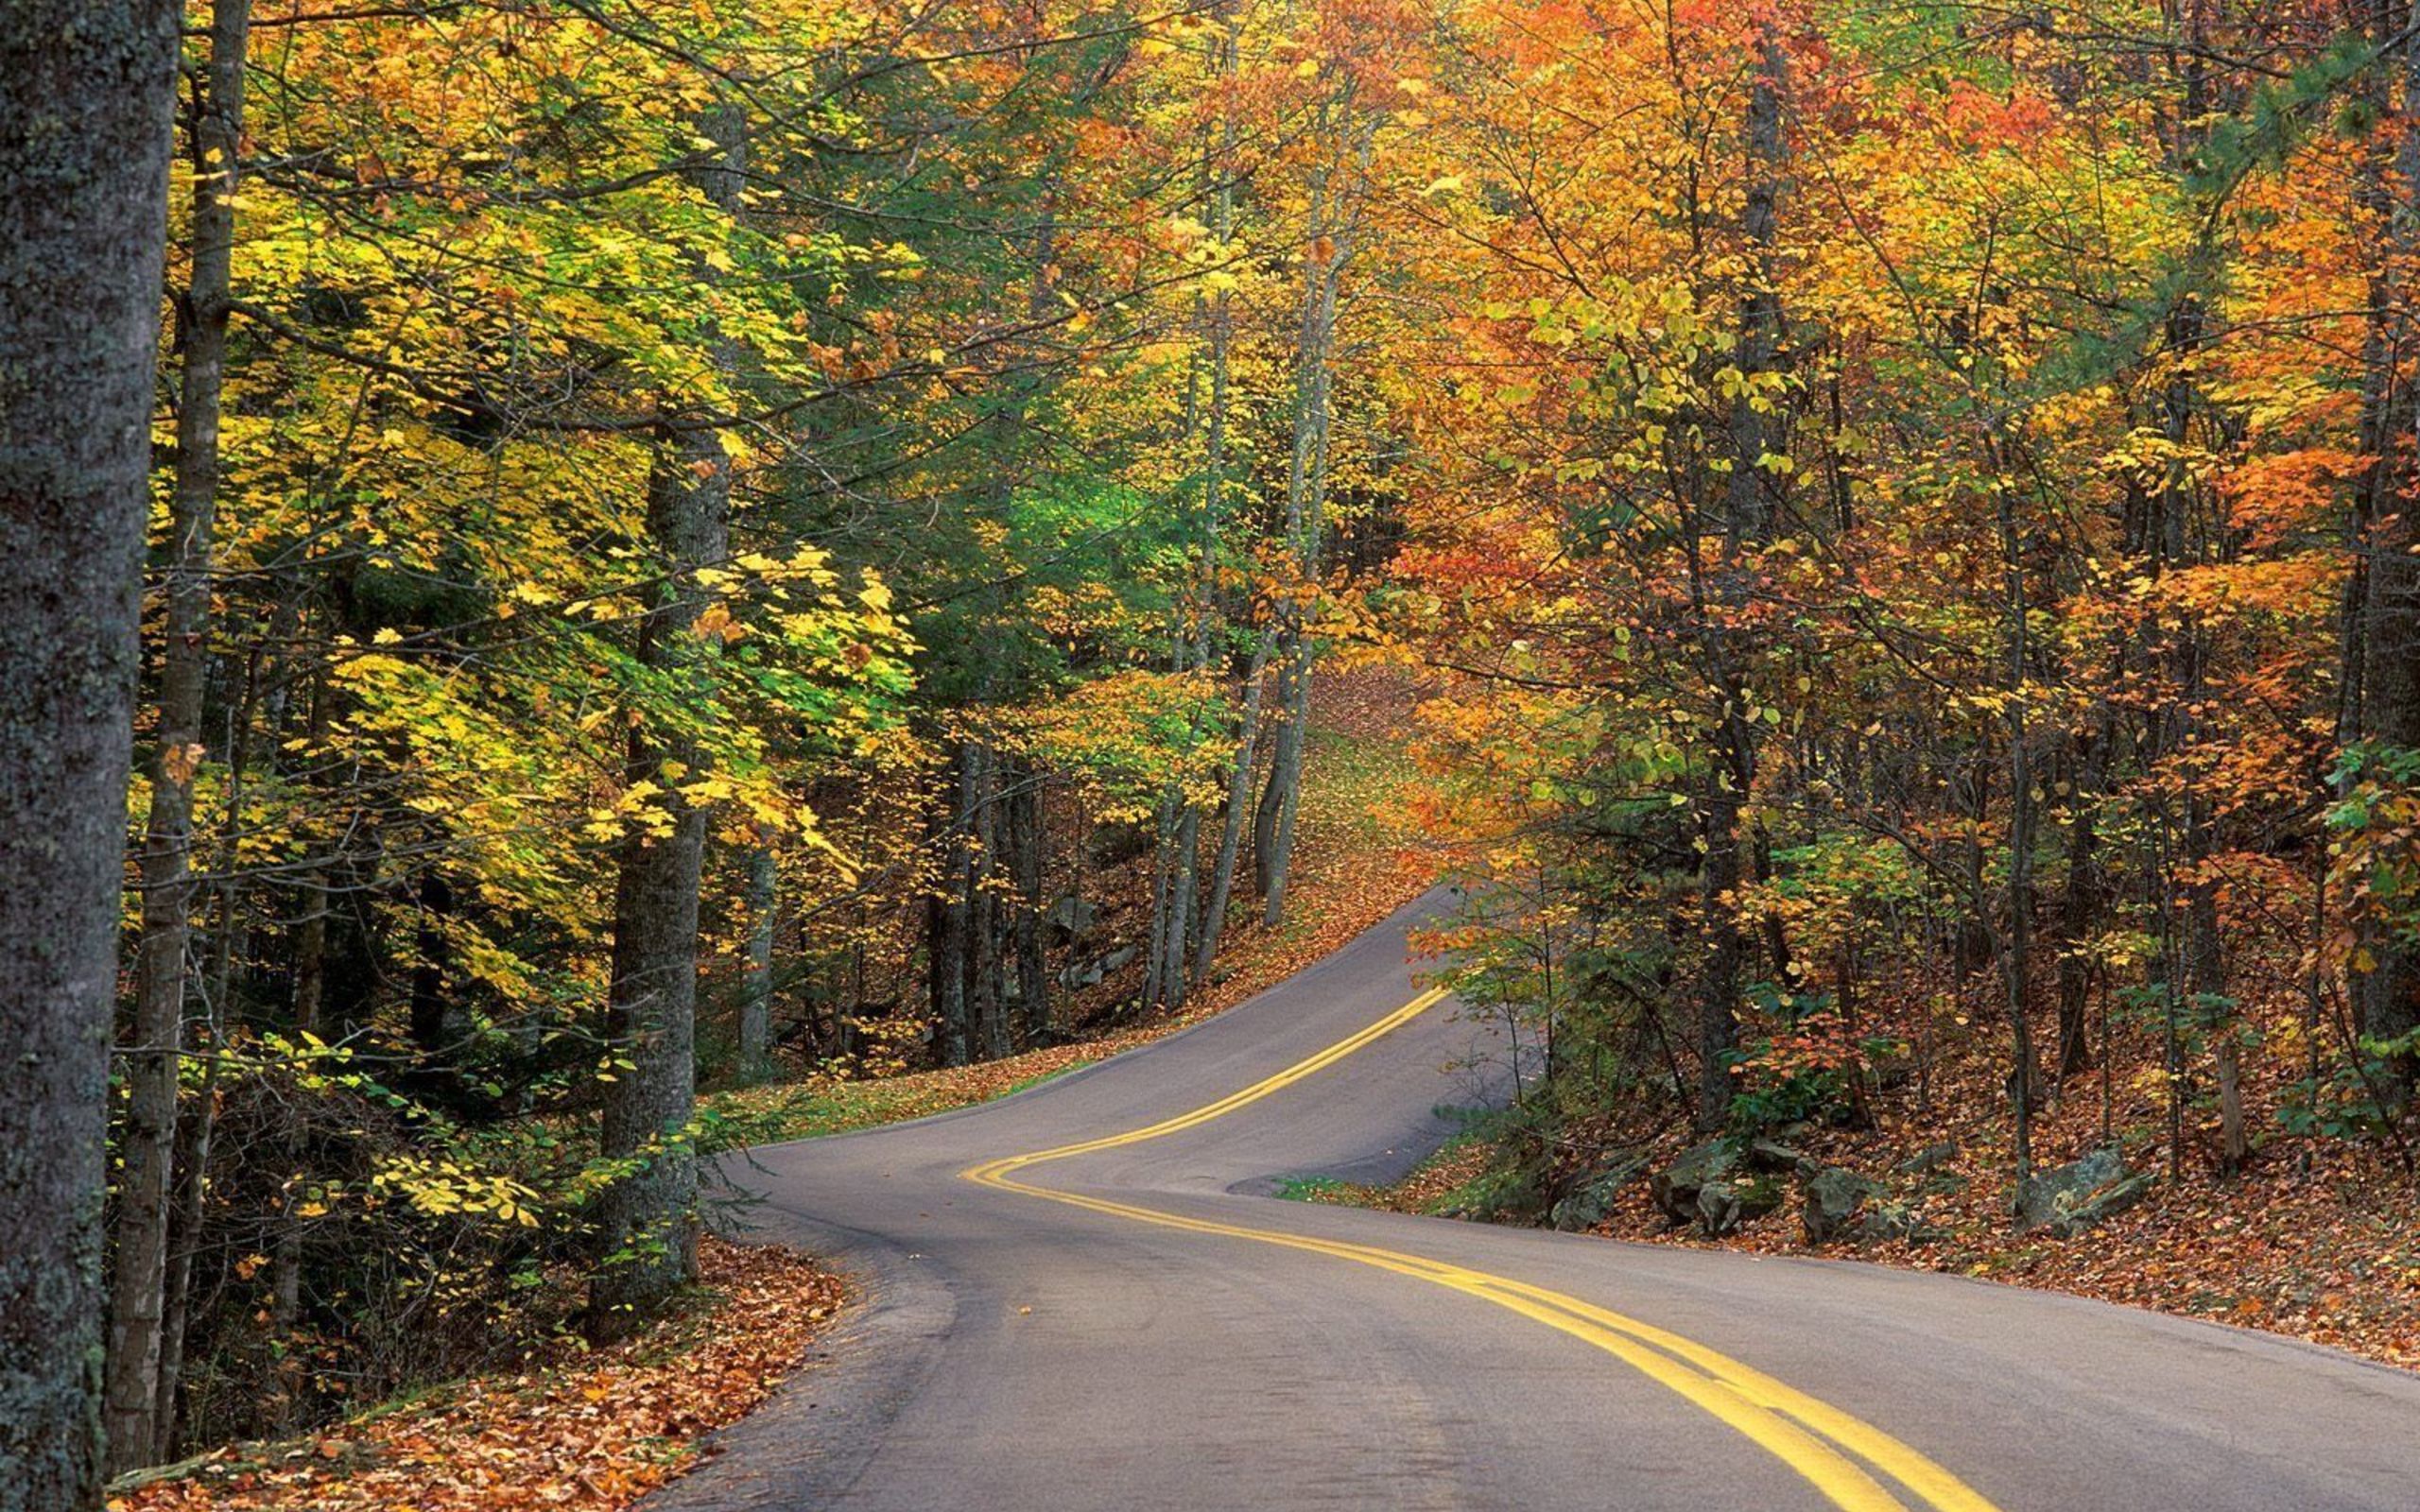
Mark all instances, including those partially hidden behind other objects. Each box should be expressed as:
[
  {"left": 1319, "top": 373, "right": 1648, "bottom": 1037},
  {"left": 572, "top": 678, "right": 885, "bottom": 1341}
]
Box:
[{"left": 659, "top": 892, "right": 2420, "bottom": 1511}]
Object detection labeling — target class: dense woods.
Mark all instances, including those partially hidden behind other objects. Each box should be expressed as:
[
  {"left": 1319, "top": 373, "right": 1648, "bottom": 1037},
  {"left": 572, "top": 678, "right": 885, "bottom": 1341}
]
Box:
[{"left": 7, "top": 0, "right": 2420, "bottom": 1503}]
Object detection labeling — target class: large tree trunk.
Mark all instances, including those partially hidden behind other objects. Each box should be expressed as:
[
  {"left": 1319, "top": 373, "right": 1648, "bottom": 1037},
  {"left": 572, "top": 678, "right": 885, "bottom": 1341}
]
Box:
[
  {"left": 1005, "top": 756, "right": 1050, "bottom": 1044},
  {"left": 594, "top": 433, "right": 727, "bottom": 1325},
  {"left": 1694, "top": 24, "right": 1789, "bottom": 1134},
  {"left": 593, "top": 105, "right": 742, "bottom": 1328},
  {"left": 1695, "top": 770, "right": 1750, "bottom": 1133},
  {"left": 0, "top": 3, "right": 180, "bottom": 1503},
  {"left": 105, "top": 0, "right": 251, "bottom": 1470}
]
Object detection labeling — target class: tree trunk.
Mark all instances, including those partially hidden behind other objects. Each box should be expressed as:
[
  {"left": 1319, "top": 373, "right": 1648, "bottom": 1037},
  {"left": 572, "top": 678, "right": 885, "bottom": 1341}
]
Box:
[
  {"left": 1696, "top": 770, "right": 1749, "bottom": 1133},
  {"left": 1006, "top": 756, "right": 1049, "bottom": 1044},
  {"left": 739, "top": 844, "right": 777, "bottom": 1072},
  {"left": 593, "top": 436, "right": 726, "bottom": 1325},
  {"left": 1256, "top": 100, "right": 1353, "bottom": 925},
  {"left": 970, "top": 743, "right": 1011, "bottom": 1061},
  {"left": 2353, "top": 10, "right": 2420, "bottom": 1106},
  {"left": 105, "top": 0, "right": 251, "bottom": 1470},
  {"left": 1196, "top": 628, "right": 1274, "bottom": 987},
  {"left": 593, "top": 104, "right": 743, "bottom": 1327},
  {"left": 929, "top": 742, "right": 975, "bottom": 1067},
  {"left": 149, "top": 1044, "right": 218, "bottom": 1465},
  {"left": 1997, "top": 481, "right": 2039, "bottom": 1181},
  {"left": 2054, "top": 735, "right": 2104, "bottom": 1080},
  {"left": 0, "top": 4, "right": 179, "bottom": 1503},
  {"left": 1694, "top": 24, "right": 1790, "bottom": 1134}
]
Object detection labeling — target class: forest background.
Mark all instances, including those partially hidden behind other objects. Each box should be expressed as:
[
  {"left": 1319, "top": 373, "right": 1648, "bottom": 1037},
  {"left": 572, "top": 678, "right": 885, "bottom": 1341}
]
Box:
[{"left": 10, "top": 2, "right": 2420, "bottom": 1506}]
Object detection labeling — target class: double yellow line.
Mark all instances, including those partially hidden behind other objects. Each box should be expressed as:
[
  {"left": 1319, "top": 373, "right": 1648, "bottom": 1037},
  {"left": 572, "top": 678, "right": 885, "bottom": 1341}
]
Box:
[{"left": 963, "top": 988, "right": 2002, "bottom": 1512}]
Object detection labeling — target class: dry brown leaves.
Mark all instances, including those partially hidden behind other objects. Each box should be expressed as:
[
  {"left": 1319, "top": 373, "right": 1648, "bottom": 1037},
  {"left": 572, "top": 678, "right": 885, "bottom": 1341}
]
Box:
[
  {"left": 1540, "top": 1014, "right": 2420, "bottom": 1373},
  {"left": 115, "top": 1239, "right": 845, "bottom": 1512}
]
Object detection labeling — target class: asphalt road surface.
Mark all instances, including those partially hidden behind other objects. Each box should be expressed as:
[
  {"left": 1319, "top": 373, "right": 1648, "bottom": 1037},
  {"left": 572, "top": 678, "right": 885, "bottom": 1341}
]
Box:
[{"left": 658, "top": 892, "right": 2420, "bottom": 1511}]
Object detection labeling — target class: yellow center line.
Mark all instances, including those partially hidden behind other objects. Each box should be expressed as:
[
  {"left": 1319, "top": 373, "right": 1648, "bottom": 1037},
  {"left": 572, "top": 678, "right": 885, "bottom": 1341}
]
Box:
[{"left": 962, "top": 987, "right": 2002, "bottom": 1512}]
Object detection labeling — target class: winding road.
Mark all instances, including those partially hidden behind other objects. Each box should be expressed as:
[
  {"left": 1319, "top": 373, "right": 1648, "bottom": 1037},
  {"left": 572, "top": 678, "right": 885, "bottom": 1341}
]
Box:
[{"left": 659, "top": 892, "right": 2420, "bottom": 1511}]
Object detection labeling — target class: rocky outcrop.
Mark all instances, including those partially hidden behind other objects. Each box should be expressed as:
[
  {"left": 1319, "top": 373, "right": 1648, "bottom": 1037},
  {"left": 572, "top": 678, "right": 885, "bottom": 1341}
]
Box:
[
  {"left": 2015, "top": 1146, "right": 2153, "bottom": 1237},
  {"left": 1800, "top": 1166, "right": 1884, "bottom": 1245},
  {"left": 1549, "top": 1155, "right": 1648, "bottom": 1233},
  {"left": 1649, "top": 1140, "right": 1737, "bottom": 1226}
]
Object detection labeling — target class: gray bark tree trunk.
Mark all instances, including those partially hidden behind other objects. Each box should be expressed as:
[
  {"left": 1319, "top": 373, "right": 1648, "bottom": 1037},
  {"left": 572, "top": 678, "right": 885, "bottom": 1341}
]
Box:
[
  {"left": 592, "top": 104, "right": 743, "bottom": 1328},
  {"left": 0, "top": 3, "right": 180, "bottom": 1503},
  {"left": 1254, "top": 179, "right": 1341, "bottom": 925},
  {"left": 108, "top": 4, "right": 251, "bottom": 1465},
  {"left": 1196, "top": 628, "right": 1274, "bottom": 988},
  {"left": 739, "top": 844, "right": 777, "bottom": 1072},
  {"left": 1006, "top": 756, "right": 1049, "bottom": 1043},
  {"left": 929, "top": 742, "right": 975, "bottom": 1067}
]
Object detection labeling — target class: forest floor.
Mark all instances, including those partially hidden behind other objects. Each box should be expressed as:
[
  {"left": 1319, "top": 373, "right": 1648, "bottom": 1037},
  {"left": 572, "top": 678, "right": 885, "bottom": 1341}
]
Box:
[
  {"left": 1304, "top": 1015, "right": 2420, "bottom": 1373},
  {"left": 111, "top": 1238, "right": 845, "bottom": 1512},
  {"left": 709, "top": 665, "right": 1448, "bottom": 1145},
  {"left": 114, "top": 670, "right": 1443, "bottom": 1512}
]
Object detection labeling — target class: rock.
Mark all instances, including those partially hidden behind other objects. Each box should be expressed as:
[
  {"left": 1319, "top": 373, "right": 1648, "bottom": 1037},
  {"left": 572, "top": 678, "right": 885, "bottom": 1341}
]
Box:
[
  {"left": 1098, "top": 944, "right": 1139, "bottom": 974},
  {"left": 1800, "top": 1165, "right": 1885, "bottom": 1246},
  {"left": 1696, "top": 1180, "right": 1744, "bottom": 1237},
  {"left": 1057, "top": 959, "right": 1104, "bottom": 990},
  {"left": 1650, "top": 1139, "right": 1737, "bottom": 1226},
  {"left": 1549, "top": 1155, "right": 1648, "bottom": 1233},
  {"left": 2015, "top": 1146, "right": 2153, "bottom": 1236},
  {"left": 1748, "top": 1138, "right": 1816, "bottom": 1175},
  {"left": 1855, "top": 1200, "right": 1941, "bottom": 1246},
  {"left": 1735, "top": 1175, "right": 1786, "bottom": 1219},
  {"left": 1897, "top": 1141, "right": 1959, "bottom": 1176},
  {"left": 1083, "top": 820, "right": 1155, "bottom": 868},
  {"left": 1046, "top": 895, "right": 1098, "bottom": 943}
]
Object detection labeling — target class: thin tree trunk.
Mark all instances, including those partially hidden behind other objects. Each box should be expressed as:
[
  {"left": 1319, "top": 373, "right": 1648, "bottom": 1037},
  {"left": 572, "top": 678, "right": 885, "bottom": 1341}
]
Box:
[
  {"left": 2353, "top": 8, "right": 2420, "bottom": 1106},
  {"left": 971, "top": 743, "right": 1011, "bottom": 1060},
  {"left": 106, "top": 0, "right": 251, "bottom": 1470},
  {"left": 930, "top": 742, "right": 974, "bottom": 1067},
  {"left": 149, "top": 1042, "right": 217, "bottom": 1465},
  {"left": 2054, "top": 733, "right": 2104, "bottom": 1080},
  {"left": 0, "top": 4, "right": 178, "bottom": 1503},
  {"left": 1257, "top": 95, "right": 1355, "bottom": 925},
  {"left": 1997, "top": 480, "right": 2039, "bottom": 1181},
  {"left": 1196, "top": 628, "right": 1275, "bottom": 987},
  {"left": 740, "top": 844, "right": 777, "bottom": 1072}
]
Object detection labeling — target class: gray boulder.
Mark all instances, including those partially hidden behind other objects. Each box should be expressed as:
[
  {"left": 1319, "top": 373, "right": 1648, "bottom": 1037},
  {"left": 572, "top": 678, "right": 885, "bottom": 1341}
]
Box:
[
  {"left": 2015, "top": 1146, "right": 2153, "bottom": 1236},
  {"left": 1083, "top": 820, "right": 1154, "bottom": 868},
  {"left": 1748, "top": 1139, "right": 1817, "bottom": 1176},
  {"left": 1046, "top": 895, "right": 1098, "bottom": 943},
  {"left": 1855, "top": 1199, "right": 1940, "bottom": 1246},
  {"left": 1549, "top": 1155, "right": 1648, "bottom": 1233},
  {"left": 1897, "top": 1141, "right": 1959, "bottom": 1176},
  {"left": 1650, "top": 1139, "right": 1738, "bottom": 1226},
  {"left": 1800, "top": 1165, "right": 1885, "bottom": 1246},
  {"left": 1696, "top": 1181, "right": 1744, "bottom": 1237}
]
